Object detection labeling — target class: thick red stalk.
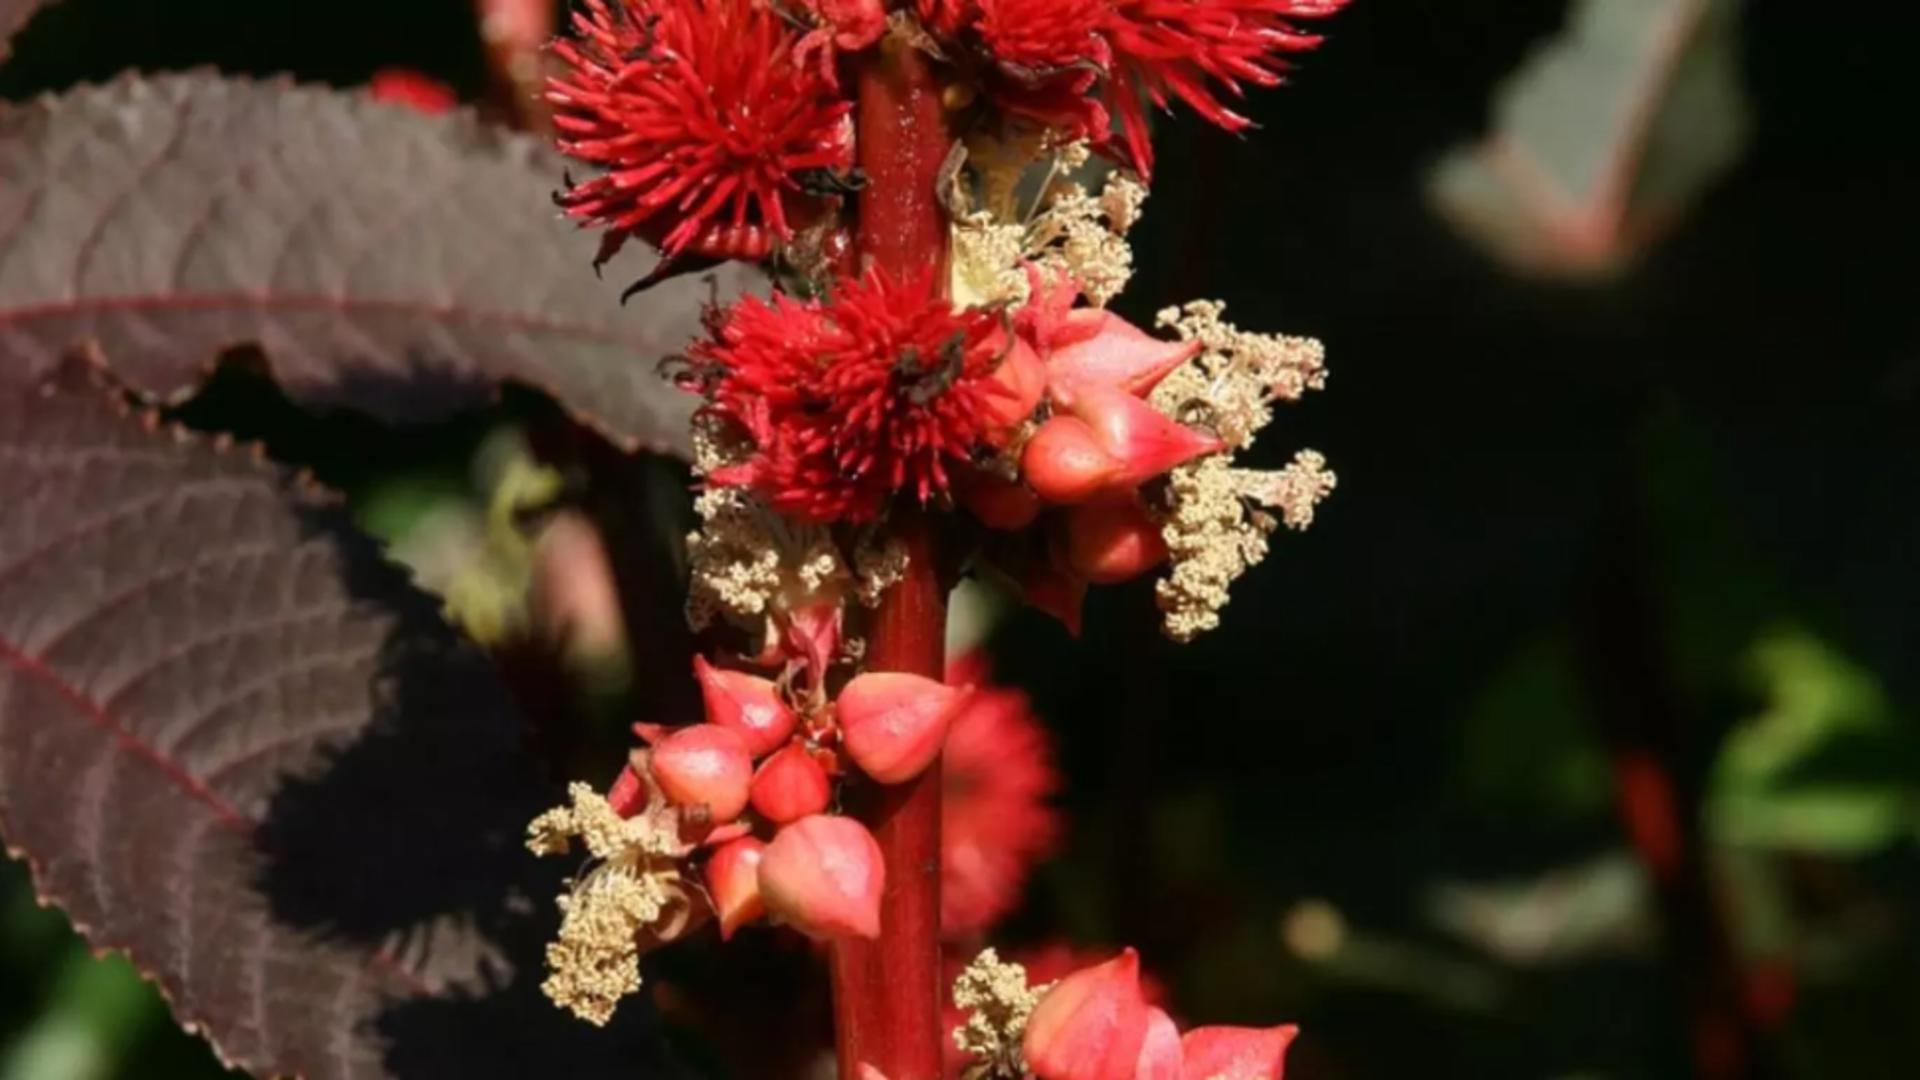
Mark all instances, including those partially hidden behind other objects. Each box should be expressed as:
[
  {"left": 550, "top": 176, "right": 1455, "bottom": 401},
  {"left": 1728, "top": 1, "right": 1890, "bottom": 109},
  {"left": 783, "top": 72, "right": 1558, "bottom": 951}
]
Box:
[{"left": 827, "top": 31, "right": 953, "bottom": 1080}]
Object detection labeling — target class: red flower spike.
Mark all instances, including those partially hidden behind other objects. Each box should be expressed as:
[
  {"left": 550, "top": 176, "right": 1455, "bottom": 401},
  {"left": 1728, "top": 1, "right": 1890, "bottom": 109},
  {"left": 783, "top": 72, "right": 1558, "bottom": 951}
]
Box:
[
  {"left": 979, "top": 336, "right": 1049, "bottom": 440},
  {"left": 1179, "top": 1025, "right": 1299, "bottom": 1080},
  {"left": 705, "top": 836, "right": 768, "bottom": 940},
  {"left": 758, "top": 815, "right": 885, "bottom": 940},
  {"left": 837, "top": 672, "right": 967, "bottom": 784},
  {"left": 693, "top": 655, "right": 797, "bottom": 757},
  {"left": 957, "top": 469, "right": 1044, "bottom": 531},
  {"left": 1022, "top": 416, "right": 1125, "bottom": 505},
  {"left": 606, "top": 763, "right": 650, "bottom": 818},
  {"left": 1064, "top": 500, "right": 1169, "bottom": 584},
  {"left": 1022, "top": 948, "right": 1151, "bottom": 1080},
  {"left": 1136, "top": 1007, "right": 1184, "bottom": 1080},
  {"left": 547, "top": 0, "right": 853, "bottom": 260},
  {"left": 696, "top": 268, "right": 1010, "bottom": 523},
  {"left": 977, "top": 0, "right": 1111, "bottom": 74},
  {"left": 750, "top": 742, "right": 834, "bottom": 823},
  {"left": 651, "top": 724, "right": 754, "bottom": 822},
  {"left": 1046, "top": 310, "right": 1204, "bottom": 406},
  {"left": 1066, "top": 386, "right": 1225, "bottom": 488},
  {"left": 940, "top": 654, "right": 1061, "bottom": 937},
  {"left": 1103, "top": 0, "right": 1348, "bottom": 179}
]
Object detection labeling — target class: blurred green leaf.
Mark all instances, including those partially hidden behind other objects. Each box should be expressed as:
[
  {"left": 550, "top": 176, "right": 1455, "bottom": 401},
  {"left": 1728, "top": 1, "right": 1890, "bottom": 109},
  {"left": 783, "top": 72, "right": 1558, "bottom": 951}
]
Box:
[
  {"left": 1, "top": 950, "right": 155, "bottom": 1080},
  {"left": 1709, "top": 627, "right": 1920, "bottom": 853},
  {"left": 1454, "top": 634, "right": 1611, "bottom": 820}
]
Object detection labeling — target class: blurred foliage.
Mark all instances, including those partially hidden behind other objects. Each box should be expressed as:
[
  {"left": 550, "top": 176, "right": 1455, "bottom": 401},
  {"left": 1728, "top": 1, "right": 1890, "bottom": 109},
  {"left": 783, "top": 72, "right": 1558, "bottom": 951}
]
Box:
[
  {"left": 3, "top": 0, "right": 1918, "bottom": 1078},
  {"left": 1710, "top": 628, "right": 1920, "bottom": 854}
]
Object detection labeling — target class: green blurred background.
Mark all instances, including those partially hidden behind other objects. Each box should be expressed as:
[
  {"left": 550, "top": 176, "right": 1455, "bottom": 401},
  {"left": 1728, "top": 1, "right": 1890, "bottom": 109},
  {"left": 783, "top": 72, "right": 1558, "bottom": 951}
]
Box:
[{"left": 3, "top": 1, "right": 1918, "bottom": 1077}]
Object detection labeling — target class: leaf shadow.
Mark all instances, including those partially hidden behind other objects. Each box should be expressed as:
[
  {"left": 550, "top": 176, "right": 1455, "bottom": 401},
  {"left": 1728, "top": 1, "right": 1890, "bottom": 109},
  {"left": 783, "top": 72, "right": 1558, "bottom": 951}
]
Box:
[{"left": 249, "top": 504, "right": 693, "bottom": 1078}]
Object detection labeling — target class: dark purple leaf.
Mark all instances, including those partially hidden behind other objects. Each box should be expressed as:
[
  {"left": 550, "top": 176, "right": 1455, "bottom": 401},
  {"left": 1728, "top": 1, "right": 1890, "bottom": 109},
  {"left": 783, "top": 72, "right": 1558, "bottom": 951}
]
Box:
[
  {"left": 0, "top": 0, "right": 50, "bottom": 60},
  {"left": 0, "top": 73, "right": 750, "bottom": 454},
  {"left": 0, "top": 359, "right": 685, "bottom": 1079}
]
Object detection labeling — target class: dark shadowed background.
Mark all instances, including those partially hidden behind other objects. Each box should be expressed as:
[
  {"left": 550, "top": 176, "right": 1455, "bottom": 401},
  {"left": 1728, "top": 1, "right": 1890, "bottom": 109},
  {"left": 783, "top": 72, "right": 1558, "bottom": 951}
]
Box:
[{"left": 2, "top": 1, "right": 1918, "bottom": 1078}]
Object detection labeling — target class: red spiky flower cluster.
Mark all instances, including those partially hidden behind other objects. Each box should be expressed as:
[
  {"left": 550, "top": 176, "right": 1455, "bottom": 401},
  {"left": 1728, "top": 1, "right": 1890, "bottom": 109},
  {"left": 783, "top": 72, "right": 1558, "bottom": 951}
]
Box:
[
  {"left": 693, "top": 269, "right": 1018, "bottom": 523},
  {"left": 547, "top": 0, "right": 854, "bottom": 259},
  {"left": 1103, "top": 0, "right": 1347, "bottom": 177},
  {"left": 940, "top": 652, "right": 1061, "bottom": 938},
  {"left": 924, "top": 0, "right": 1345, "bottom": 178}
]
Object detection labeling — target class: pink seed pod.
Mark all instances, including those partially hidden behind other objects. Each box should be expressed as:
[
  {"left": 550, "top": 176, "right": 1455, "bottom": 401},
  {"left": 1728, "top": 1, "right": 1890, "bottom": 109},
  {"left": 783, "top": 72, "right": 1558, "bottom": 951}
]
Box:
[
  {"left": 980, "top": 335, "right": 1048, "bottom": 438},
  {"left": 1135, "top": 1007, "right": 1184, "bottom": 1080},
  {"left": 693, "top": 654, "right": 796, "bottom": 757},
  {"left": 704, "top": 837, "right": 767, "bottom": 940},
  {"left": 1178, "top": 1025, "right": 1299, "bottom": 1080},
  {"left": 957, "top": 469, "right": 1044, "bottom": 531},
  {"left": 1046, "top": 310, "right": 1202, "bottom": 406},
  {"left": 1022, "top": 415, "right": 1124, "bottom": 505},
  {"left": 605, "top": 763, "right": 649, "bottom": 818},
  {"left": 758, "top": 815, "right": 884, "bottom": 940},
  {"left": 651, "top": 724, "right": 753, "bottom": 823},
  {"left": 836, "top": 672, "right": 965, "bottom": 784},
  {"left": 750, "top": 742, "right": 833, "bottom": 824},
  {"left": 1063, "top": 500, "right": 1169, "bottom": 584},
  {"left": 1066, "top": 386, "right": 1224, "bottom": 488},
  {"left": 1022, "top": 948, "right": 1151, "bottom": 1080}
]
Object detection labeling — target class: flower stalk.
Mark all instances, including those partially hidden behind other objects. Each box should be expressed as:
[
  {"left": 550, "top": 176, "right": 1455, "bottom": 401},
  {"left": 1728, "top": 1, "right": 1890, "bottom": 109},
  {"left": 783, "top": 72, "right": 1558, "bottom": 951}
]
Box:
[
  {"left": 829, "top": 509, "right": 948, "bottom": 1080},
  {"left": 824, "top": 34, "right": 956, "bottom": 1078}
]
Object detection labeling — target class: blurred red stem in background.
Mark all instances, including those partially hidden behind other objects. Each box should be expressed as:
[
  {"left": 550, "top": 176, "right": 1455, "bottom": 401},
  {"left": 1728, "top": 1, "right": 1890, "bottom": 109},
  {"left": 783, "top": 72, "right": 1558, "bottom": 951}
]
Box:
[{"left": 1575, "top": 481, "right": 1778, "bottom": 1080}]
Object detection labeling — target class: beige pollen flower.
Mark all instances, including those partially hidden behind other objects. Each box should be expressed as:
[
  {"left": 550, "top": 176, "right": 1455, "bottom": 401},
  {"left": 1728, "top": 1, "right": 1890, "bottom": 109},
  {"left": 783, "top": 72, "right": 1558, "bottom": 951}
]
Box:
[
  {"left": 951, "top": 948, "right": 1051, "bottom": 1079},
  {"left": 527, "top": 783, "right": 695, "bottom": 1025},
  {"left": 1147, "top": 302, "right": 1335, "bottom": 642}
]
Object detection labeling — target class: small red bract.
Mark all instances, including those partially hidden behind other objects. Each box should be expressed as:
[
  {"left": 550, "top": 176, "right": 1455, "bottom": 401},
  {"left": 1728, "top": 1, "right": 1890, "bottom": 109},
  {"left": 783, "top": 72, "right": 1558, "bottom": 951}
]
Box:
[
  {"left": 696, "top": 268, "right": 1015, "bottom": 523},
  {"left": 547, "top": 0, "right": 853, "bottom": 258}
]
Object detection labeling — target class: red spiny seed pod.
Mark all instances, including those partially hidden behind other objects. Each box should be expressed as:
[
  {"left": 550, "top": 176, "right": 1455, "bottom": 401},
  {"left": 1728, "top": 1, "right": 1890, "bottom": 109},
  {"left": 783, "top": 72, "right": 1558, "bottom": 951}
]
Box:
[
  {"left": 692, "top": 655, "right": 797, "bottom": 757},
  {"left": 1102, "top": 0, "right": 1349, "bottom": 179},
  {"left": 758, "top": 815, "right": 884, "bottom": 940},
  {"left": 837, "top": 672, "right": 968, "bottom": 784},
  {"left": 749, "top": 742, "right": 833, "bottom": 824},
  {"left": 1022, "top": 948, "right": 1152, "bottom": 1080},
  {"left": 1064, "top": 385, "right": 1224, "bottom": 489},
  {"left": 1022, "top": 415, "right": 1124, "bottom": 505},
  {"left": 651, "top": 724, "right": 754, "bottom": 822},
  {"left": 547, "top": 0, "right": 854, "bottom": 259},
  {"left": 696, "top": 268, "right": 1013, "bottom": 523},
  {"left": 1063, "top": 499, "right": 1169, "bottom": 584},
  {"left": 1178, "top": 1024, "right": 1299, "bottom": 1080},
  {"left": 705, "top": 836, "right": 767, "bottom": 940}
]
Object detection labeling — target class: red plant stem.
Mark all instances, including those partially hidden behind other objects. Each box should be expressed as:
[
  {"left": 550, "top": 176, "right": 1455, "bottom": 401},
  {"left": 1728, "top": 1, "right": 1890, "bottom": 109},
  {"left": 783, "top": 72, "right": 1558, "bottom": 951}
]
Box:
[{"left": 827, "top": 32, "right": 953, "bottom": 1080}]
